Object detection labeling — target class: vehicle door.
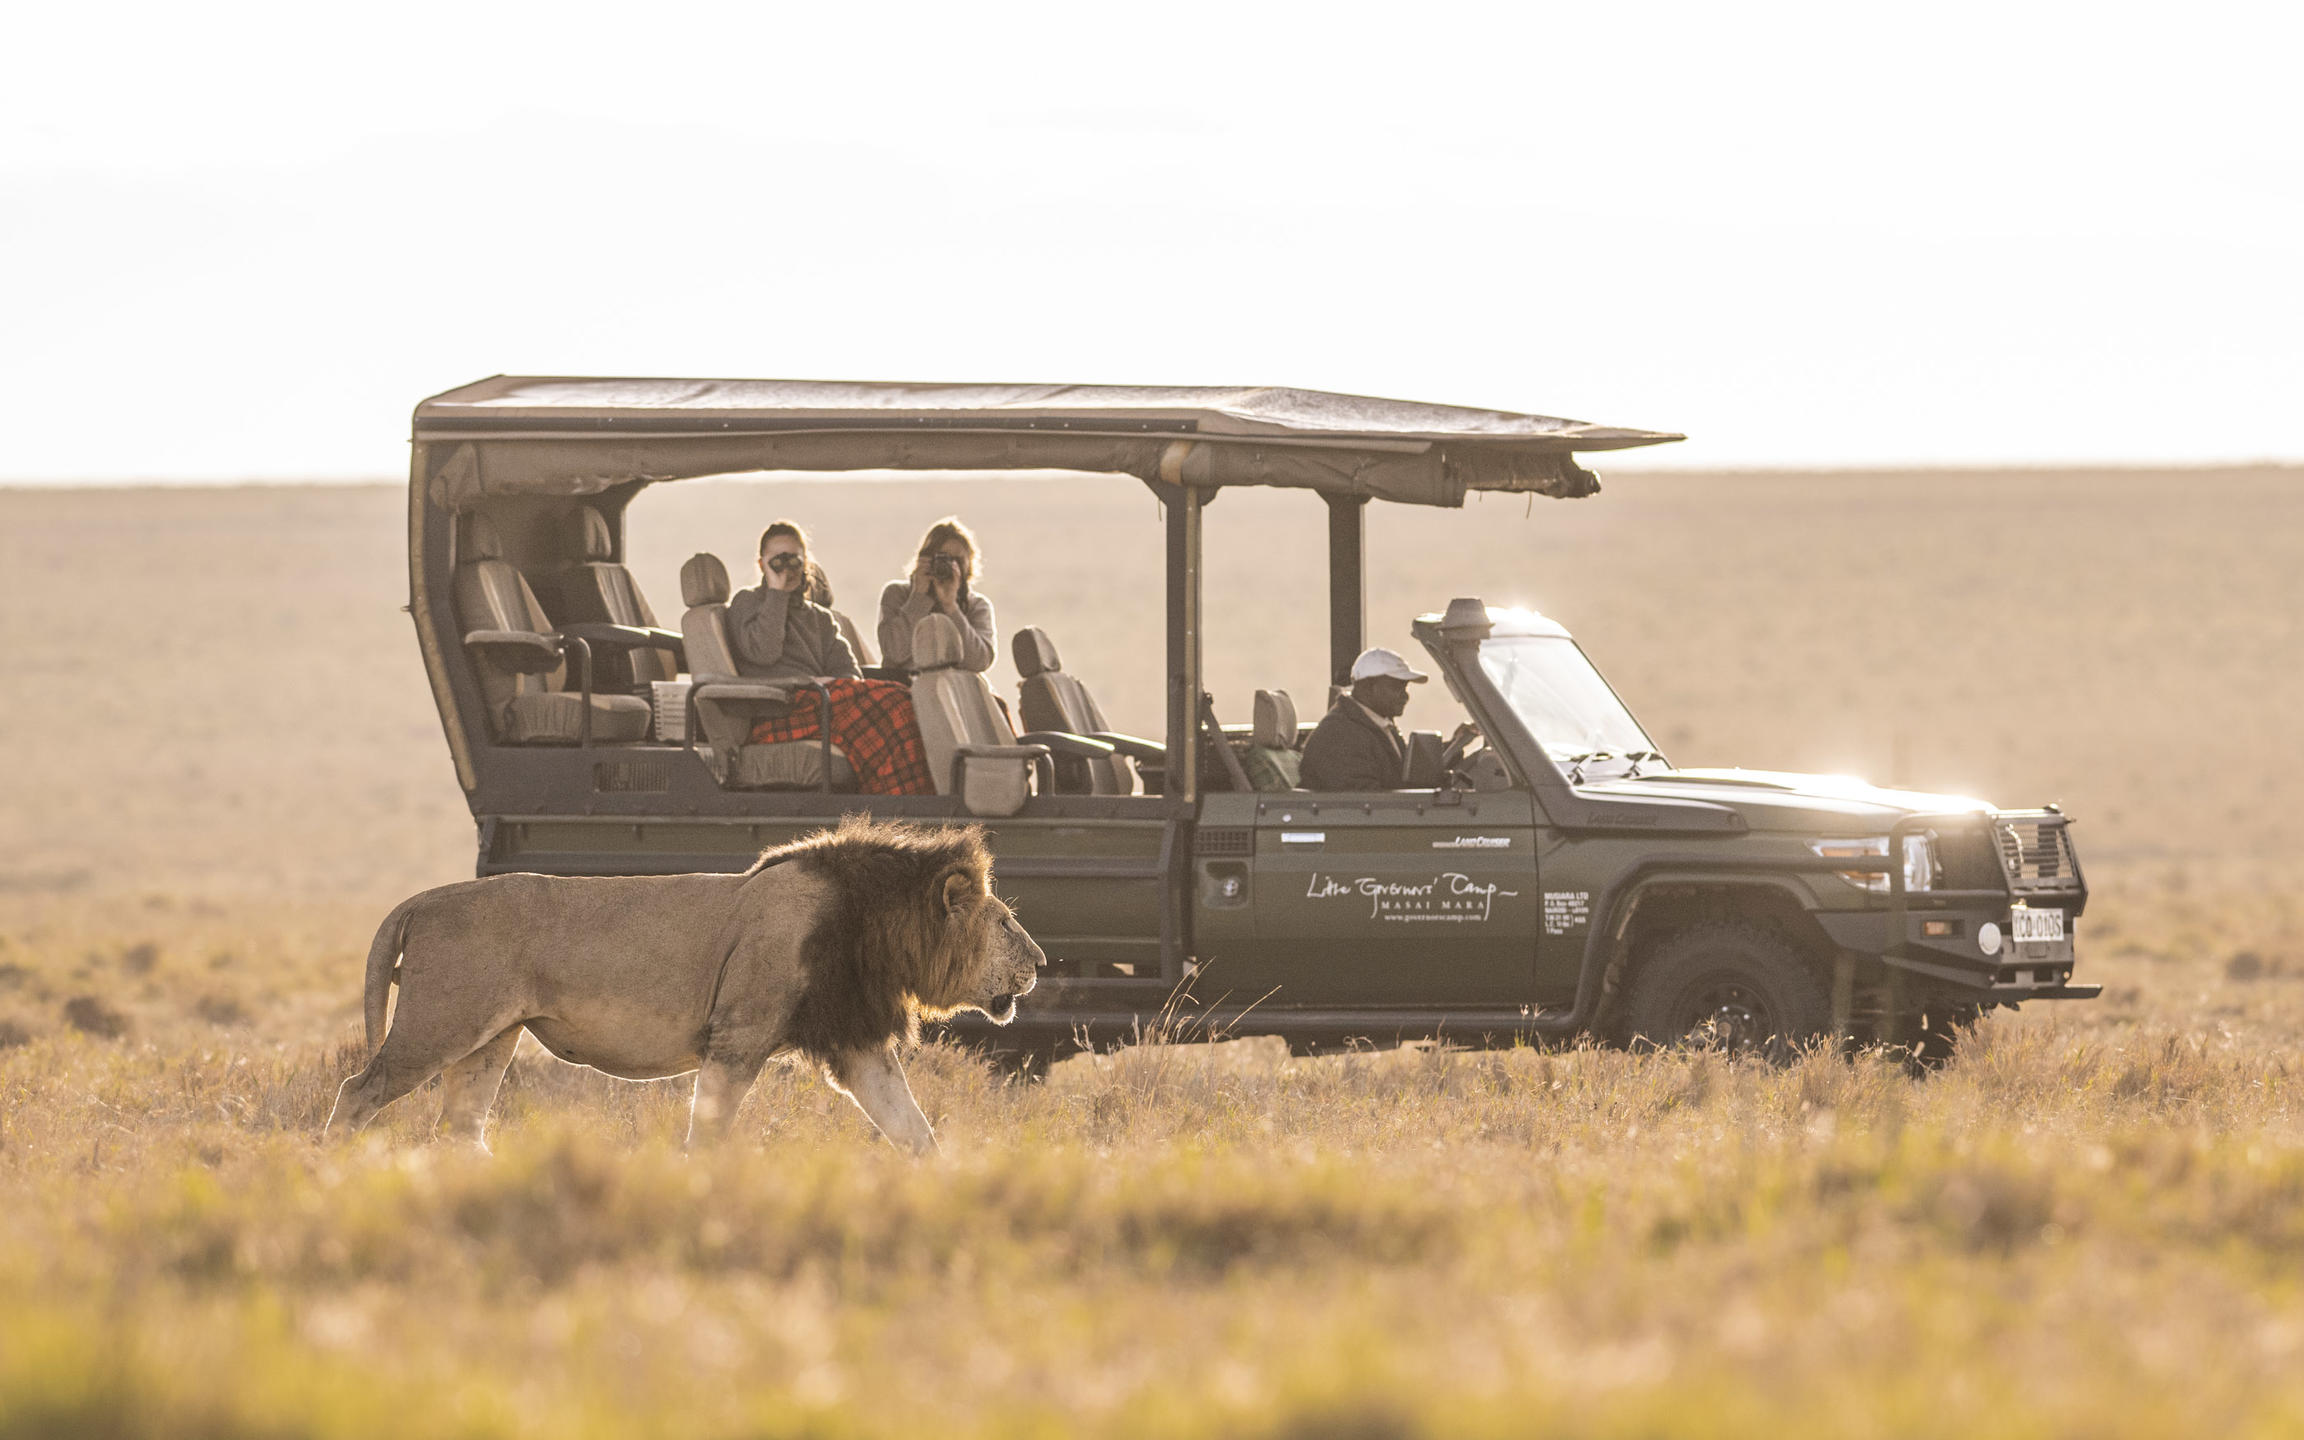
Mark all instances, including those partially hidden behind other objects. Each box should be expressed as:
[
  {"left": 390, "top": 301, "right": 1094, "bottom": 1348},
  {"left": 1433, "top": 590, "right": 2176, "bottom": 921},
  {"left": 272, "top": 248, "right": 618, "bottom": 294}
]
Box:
[{"left": 1219, "top": 789, "right": 1541, "bottom": 1006}]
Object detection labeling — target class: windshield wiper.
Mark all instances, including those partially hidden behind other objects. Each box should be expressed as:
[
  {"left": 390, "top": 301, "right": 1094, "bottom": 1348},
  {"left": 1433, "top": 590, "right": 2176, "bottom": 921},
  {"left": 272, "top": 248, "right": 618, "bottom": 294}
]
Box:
[
  {"left": 1564, "top": 749, "right": 1666, "bottom": 783},
  {"left": 1563, "top": 751, "right": 1614, "bottom": 784}
]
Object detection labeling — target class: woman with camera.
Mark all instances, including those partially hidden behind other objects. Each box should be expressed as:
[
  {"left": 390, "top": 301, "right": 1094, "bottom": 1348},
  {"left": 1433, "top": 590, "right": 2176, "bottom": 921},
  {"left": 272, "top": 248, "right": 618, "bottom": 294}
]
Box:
[
  {"left": 876, "top": 517, "right": 996, "bottom": 674},
  {"left": 729, "top": 521, "right": 933, "bottom": 794}
]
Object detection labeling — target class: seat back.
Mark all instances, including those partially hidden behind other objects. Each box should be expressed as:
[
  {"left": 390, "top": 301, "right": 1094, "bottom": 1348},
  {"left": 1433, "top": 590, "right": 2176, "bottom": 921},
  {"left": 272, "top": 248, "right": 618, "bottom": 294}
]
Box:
[
  {"left": 912, "top": 614, "right": 1007, "bottom": 790},
  {"left": 1242, "top": 689, "right": 1303, "bottom": 791},
  {"left": 1014, "top": 626, "right": 1134, "bottom": 794},
  {"left": 677, "top": 553, "right": 741, "bottom": 680},
  {"left": 676, "top": 553, "right": 753, "bottom": 757},
  {"left": 910, "top": 613, "right": 1039, "bottom": 815},
  {"left": 551, "top": 505, "right": 677, "bottom": 687},
  {"left": 454, "top": 516, "right": 566, "bottom": 728}
]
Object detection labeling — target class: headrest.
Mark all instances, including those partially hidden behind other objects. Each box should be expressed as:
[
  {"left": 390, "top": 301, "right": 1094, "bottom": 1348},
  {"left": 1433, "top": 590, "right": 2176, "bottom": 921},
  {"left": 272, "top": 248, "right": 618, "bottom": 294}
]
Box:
[
  {"left": 573, "top": 505, "right": 613, "bottom": 561},
  {"left": 1012, "top": 626, "right": 1062, "bottom": 678},
  {"left": 465, "top": 515, "right": 507, "bottom": 561},
  {"left": 1252, "top": 689, "right": 1298, "bottom": 748},
  {"left": 913, "top": 613, "right": 966, "bottom": 670},
  {"left": 681, "top": 552, "right": 730, "bottom": 607}
]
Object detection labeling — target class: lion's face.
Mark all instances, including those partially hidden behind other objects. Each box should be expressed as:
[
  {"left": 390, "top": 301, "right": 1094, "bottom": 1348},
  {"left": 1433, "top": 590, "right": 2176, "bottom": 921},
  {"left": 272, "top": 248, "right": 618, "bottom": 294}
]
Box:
[
  {"left": 946, "top": 887, "right": 1042, "bottom": 1025},
  {"left": 916, "top": 866, "right": 1042, "bottom": 1025}
]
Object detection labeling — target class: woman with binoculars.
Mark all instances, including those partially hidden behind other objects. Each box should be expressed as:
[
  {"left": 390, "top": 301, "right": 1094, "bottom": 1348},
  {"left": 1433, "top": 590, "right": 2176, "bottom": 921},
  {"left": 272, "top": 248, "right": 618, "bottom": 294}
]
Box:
[
  {"left": 730, "top": 521, "right": 861, "bottom": 683},
  {"left": 729, "top": 520, "right": 935, "bottom": 794},
  {"left": 876, "top": 517, "right": 996, "bottom": 674}
]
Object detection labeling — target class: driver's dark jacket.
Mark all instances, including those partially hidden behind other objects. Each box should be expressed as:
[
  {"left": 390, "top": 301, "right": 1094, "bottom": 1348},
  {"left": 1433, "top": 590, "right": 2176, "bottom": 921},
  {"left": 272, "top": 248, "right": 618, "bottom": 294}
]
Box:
[{"left": 1299, "top": 697, "right": 1407, "bottom": 791}]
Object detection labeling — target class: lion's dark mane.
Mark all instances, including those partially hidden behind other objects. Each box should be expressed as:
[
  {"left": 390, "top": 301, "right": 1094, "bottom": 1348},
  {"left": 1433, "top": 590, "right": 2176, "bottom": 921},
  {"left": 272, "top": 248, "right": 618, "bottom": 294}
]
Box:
[{"left": 752, "top": 817, "right": 993, "bottom": 1065}]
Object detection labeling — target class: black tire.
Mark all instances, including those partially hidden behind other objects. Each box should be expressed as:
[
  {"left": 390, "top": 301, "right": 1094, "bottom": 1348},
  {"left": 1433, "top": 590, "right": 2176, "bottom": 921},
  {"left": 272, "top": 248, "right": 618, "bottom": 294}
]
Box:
[{"left": 1620, "top": 922, "right": 1832, "bottom": 1061}]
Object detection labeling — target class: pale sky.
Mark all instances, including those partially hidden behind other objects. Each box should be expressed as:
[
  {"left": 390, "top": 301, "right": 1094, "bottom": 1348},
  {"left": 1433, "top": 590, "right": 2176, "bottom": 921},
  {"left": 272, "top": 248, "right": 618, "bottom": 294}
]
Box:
[{"left": 5, "top": 0, "right": 2297, "bottom": 481}]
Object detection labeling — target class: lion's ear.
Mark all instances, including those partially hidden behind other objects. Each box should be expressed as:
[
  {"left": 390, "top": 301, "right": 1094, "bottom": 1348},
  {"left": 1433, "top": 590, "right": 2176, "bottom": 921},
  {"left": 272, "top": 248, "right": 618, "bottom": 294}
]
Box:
[{"left": 939, "top": 867, "right": 980, "bottom": 918}]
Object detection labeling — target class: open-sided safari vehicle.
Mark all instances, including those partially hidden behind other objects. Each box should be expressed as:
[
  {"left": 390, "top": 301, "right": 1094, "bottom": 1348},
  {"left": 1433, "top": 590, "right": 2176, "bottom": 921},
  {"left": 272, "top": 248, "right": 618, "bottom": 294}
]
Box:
[{"left": 407, "top": 377, "right": 2094, "bottom": 1059}]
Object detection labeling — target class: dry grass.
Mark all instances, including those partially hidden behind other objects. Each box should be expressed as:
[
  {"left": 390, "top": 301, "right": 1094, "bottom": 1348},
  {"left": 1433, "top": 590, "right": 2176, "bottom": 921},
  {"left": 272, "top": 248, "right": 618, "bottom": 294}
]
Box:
[
  {"left": 2, "top": 472, "right": 2300, "bottom": 1435},
  {"left": 1, "top": 946, "right": 2300, "bottom": 1437}
]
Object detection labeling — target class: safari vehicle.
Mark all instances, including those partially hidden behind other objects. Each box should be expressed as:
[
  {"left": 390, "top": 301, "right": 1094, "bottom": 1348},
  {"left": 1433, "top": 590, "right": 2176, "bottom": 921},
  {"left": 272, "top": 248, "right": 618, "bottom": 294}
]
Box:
[{"left": 406, "top": 377, "right": 2094, "bottom": 1058}]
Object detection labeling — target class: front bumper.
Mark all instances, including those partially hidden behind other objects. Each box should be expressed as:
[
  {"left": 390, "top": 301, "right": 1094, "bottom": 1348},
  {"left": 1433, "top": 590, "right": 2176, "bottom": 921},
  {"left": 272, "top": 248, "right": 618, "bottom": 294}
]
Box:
[{"left": 1815, "top": 809, "right": 2094, "bottom": 1000}]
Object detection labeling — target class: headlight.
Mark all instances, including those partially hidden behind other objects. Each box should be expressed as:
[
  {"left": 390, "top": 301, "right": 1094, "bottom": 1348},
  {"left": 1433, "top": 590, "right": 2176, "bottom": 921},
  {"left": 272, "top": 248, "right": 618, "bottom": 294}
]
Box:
[
  {"left": 1809, "top": 835, "right": 1937, "bottom": 894},
  {"left": 1902, "top": 832, "right": 1938, "bottom": 892}
]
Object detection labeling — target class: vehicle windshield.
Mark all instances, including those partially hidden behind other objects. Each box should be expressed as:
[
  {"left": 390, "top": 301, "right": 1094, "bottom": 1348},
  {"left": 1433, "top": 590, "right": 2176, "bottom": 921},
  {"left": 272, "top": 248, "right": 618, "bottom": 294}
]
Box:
[{"left": 1475, "top": 635, "right": 1657, "bottom": 781}]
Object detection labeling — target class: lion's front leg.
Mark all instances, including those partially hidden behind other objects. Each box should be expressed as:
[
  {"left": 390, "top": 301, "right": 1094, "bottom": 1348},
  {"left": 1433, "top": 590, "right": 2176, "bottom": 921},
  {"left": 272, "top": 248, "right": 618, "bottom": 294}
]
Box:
[
  {"left": 827, "top": 1043, "right": 939, "bottom": 1158},
  {"left": 686, "top": 1044, "right": 769, "bottom": 1151}
]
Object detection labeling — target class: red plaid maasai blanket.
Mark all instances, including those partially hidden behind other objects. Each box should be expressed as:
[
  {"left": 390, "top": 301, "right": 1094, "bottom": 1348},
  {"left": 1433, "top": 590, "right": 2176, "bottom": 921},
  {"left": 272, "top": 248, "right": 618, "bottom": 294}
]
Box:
[{"left": 748, "top": 677, "right": 935, "bottom": 795}]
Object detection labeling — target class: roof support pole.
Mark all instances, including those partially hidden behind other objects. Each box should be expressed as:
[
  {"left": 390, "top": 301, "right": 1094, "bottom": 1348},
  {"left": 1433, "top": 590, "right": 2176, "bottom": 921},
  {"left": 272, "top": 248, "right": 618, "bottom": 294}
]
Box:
[
  {"left": 1325, "top": 494, "right": 1368, "bottom": 687},
  {"left": 410, "top": 442, "right": 479, "bottom": 795},
  {"left": 1163, "top": 482, "right": 1204, "bottom": 805},
  {"left": 1152, "top": 478, "right": 1206, "bottom": 987}
]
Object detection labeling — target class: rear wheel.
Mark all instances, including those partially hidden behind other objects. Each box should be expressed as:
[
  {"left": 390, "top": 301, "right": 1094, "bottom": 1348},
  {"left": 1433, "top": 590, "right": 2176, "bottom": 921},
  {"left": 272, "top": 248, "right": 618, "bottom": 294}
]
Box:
[{"left": 1620, "top": 922, "right": 1832, "bottom": 1061}]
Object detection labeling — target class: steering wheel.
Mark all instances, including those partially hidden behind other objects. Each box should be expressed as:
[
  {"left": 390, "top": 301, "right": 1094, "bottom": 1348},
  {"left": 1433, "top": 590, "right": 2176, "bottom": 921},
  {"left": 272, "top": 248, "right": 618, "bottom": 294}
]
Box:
[{"left": 1441, "top": 735, "right": 1484, "bottom": 786}]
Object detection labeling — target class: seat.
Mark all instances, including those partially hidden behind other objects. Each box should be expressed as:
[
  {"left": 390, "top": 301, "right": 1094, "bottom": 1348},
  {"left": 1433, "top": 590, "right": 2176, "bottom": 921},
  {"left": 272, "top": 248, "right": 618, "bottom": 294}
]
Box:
[
  {"left": 542, "top": 505, "right": 681, "bottom": 690},
  {"left": 910, "top": 615, "right": 1046, "bottom": 816},
  {"left": 912, "top": 615, "right": 1119, "bottom": 816},
  {"left": 676, "top": 553, "right": 857, "bottom": 791},
  {"left": 1012, "top": 626, "right": 1165, "bottom": 795},
  {"left": 1241, "top": 689, "right": 1303, "bottom": 791},
  {"left": 453, "top": 516, "right": 653, "bottom": 745}
]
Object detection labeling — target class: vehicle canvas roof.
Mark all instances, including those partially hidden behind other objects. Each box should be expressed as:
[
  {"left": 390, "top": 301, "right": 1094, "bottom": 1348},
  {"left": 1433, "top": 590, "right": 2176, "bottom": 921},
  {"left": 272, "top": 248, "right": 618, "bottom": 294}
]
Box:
[{"left": 414, "top": 376, "right": 1684, "bottom": 511}]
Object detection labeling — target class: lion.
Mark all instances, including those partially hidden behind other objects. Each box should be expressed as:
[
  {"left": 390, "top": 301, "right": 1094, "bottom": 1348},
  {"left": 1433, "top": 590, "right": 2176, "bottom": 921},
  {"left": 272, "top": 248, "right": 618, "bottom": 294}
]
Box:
[{"left": 323, "top": 818, "right": 1039, "bottom": 1156}]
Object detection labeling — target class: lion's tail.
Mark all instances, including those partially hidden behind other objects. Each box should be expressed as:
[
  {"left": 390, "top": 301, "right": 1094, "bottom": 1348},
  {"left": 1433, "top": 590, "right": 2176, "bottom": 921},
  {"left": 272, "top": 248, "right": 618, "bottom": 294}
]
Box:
[{"left": 363, "top": 896, "right": 419, "bottom": 1055}]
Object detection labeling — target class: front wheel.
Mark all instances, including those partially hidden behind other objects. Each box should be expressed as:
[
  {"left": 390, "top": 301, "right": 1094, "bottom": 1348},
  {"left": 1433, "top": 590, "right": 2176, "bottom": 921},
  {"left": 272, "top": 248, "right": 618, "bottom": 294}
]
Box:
[{"left": 1619, "top": 922, "right": 1832, "bottom": 1061}]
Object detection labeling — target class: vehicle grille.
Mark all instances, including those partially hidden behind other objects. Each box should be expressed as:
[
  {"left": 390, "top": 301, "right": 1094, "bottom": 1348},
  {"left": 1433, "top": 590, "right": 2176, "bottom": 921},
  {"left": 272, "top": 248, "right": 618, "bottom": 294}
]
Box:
[
  {"left": 1196, "top": 827, "right": 1253, "bottom": 857},
  {"left": 1994, "top": 816, "right": 2080, "bottom": 893},
  {"left": 1932, "top": 828, "right": 2004, "bottom": 891}
]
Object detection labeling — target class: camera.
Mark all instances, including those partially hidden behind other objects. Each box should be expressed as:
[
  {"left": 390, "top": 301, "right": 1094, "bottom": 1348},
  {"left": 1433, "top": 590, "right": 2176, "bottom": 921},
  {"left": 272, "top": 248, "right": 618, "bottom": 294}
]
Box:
[{"left": 927, "top": 552, "right": 962, "bottom": 581}]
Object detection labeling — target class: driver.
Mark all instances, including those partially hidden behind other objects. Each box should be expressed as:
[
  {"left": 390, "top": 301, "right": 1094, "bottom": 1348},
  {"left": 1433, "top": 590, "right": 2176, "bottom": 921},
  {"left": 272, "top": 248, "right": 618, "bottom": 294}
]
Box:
[{"left": 1300, "top": 648, "right": 1478, "bottom": 791}]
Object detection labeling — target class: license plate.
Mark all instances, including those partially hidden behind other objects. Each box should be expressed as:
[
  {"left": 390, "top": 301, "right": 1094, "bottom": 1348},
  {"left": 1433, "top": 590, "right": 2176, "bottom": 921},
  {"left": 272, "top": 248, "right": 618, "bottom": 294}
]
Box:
[{"left": 2011, "top": 907, "right": 2066, "bottom": 944}]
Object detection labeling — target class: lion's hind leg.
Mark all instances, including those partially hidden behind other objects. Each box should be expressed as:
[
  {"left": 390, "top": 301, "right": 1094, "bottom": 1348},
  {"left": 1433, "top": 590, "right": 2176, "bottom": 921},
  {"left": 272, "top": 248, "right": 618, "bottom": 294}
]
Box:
[
  {"left": 827, "top": 1044, "right": 939, "bottom": 1158},
  {"left": 324, "top": 1047, "right": 431, "bottom": 1137},
  {"left": 325, "top": 997, "right": 520, "bottom": 1140},
  {"left": 436, "top": 1025, "right": 524, "bottom": 1152}
]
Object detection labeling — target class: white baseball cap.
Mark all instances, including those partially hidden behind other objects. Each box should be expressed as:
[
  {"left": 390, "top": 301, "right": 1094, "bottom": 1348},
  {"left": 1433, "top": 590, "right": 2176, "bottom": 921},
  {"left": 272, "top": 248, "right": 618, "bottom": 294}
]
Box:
[{"left": 1349, "top": 647, "right": 1429, "bottom": 683}]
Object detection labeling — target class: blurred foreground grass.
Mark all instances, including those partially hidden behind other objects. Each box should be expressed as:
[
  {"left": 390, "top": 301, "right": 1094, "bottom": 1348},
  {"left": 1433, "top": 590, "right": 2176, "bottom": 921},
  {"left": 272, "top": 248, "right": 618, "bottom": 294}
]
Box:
[{"left": 0, "top": 872, "right": 2299, "bottom": 1439}]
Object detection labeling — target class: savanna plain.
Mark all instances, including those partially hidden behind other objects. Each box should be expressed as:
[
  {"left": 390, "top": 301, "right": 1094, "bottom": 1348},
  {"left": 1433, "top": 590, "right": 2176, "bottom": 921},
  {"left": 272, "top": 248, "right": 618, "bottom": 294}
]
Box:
[{"left": 0, "top": 468, "right": 2299, "bottom": 1438}]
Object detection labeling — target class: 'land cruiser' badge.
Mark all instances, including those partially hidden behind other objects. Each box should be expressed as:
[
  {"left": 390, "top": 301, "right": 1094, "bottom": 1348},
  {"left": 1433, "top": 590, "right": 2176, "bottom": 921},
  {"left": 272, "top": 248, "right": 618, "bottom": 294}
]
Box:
[{"left": 1432, "top": 835, "right": 1511, "bottom": 849}]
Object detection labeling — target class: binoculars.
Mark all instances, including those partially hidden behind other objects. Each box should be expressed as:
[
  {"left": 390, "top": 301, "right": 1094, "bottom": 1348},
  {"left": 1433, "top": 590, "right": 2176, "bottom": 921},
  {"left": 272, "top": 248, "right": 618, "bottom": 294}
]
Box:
[{"left": 765, "top": 552, "right": 806, "bottom": 575}]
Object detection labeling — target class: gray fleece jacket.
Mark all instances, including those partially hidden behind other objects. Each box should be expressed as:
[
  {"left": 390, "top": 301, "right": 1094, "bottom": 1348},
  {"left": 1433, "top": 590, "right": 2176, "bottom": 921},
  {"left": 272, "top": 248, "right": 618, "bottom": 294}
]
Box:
[
  {"left": 726, "top": 583, "right": 860, "bottom": 684},
  {"left": 876, "top": 580, "right": 997, "bottom": 673}
]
